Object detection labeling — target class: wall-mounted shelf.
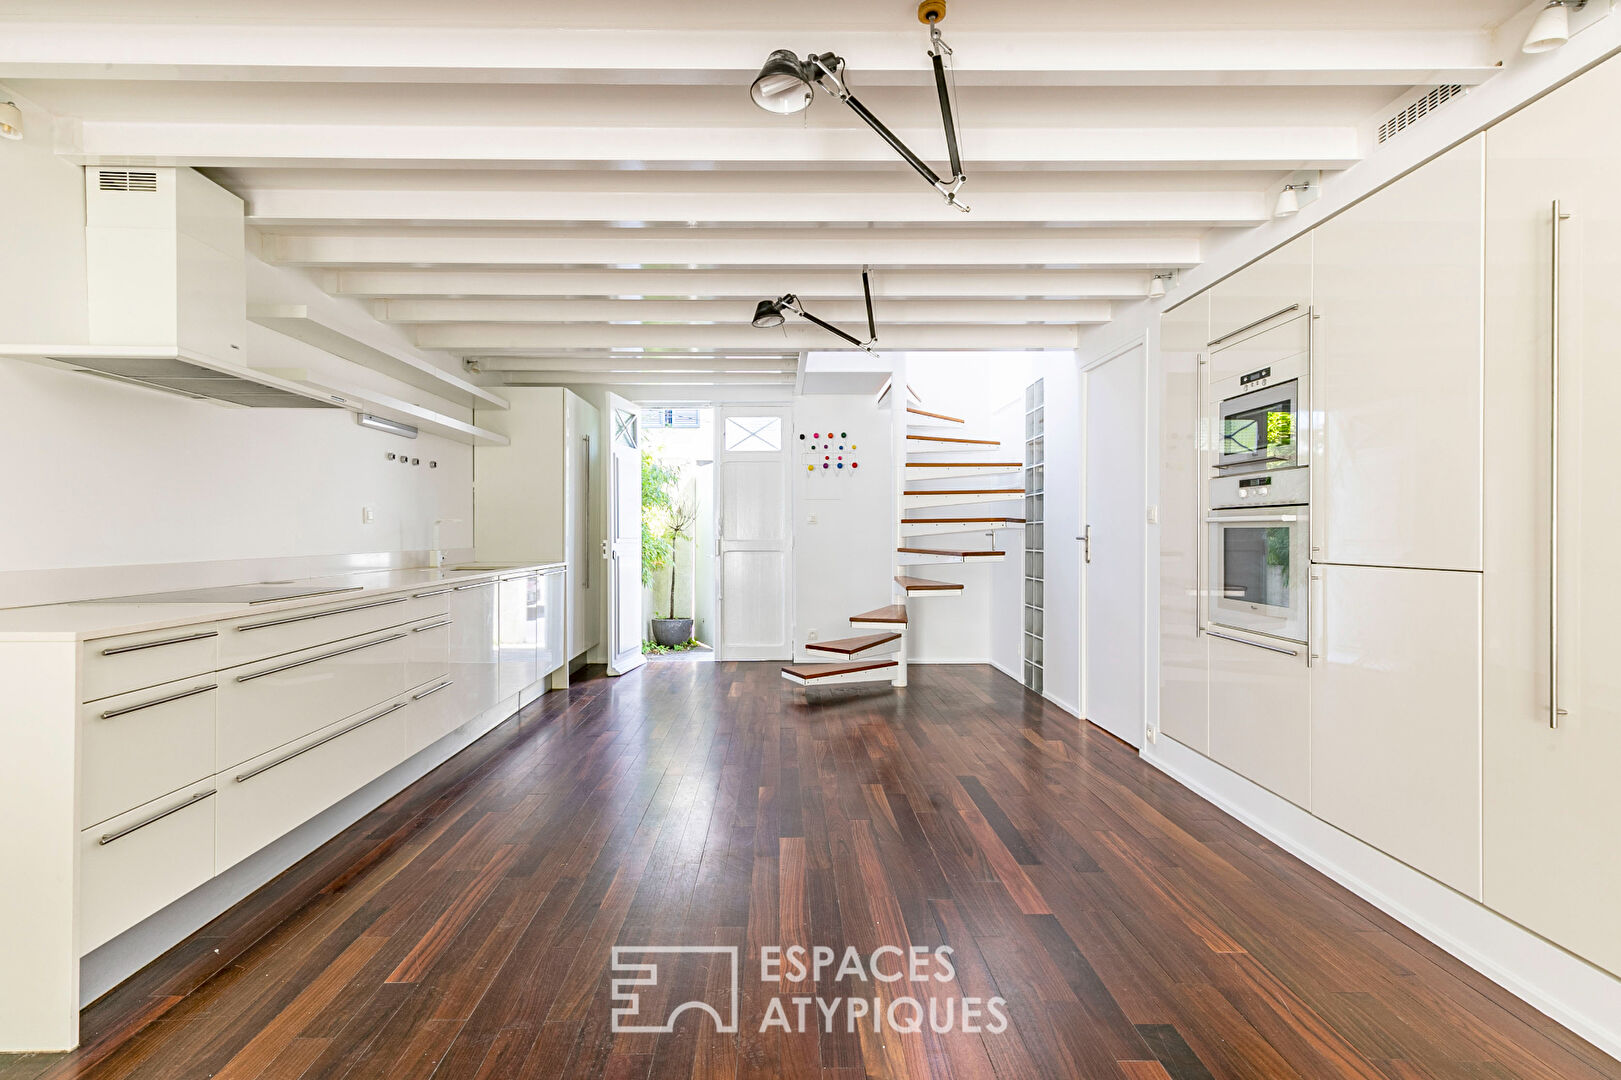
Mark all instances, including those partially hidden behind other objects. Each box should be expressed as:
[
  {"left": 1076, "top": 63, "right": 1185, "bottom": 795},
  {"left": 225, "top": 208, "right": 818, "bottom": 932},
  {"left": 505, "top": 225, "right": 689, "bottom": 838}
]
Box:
[
  {"left": 259, "top": 368, "right": 510, "bottom": 447},
  {"left": 248, "top": 305, "right": 508, "bottom": 411}
]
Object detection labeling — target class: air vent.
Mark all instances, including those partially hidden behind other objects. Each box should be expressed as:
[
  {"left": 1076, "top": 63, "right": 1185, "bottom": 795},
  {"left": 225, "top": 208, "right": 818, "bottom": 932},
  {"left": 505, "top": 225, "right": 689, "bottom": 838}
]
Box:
[
  {"left": 1378, "top": 85, "right": 1465, "bottom": 144},
  {"left": 97, "top": 169, "right": 159, "bottom": 193}
]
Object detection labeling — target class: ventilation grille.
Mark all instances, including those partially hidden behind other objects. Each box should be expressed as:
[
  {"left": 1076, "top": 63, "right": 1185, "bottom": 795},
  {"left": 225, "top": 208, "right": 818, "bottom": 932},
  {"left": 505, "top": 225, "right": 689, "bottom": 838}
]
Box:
[
  {"left": 97, "top": 169, "right": 159, "bottom": 193},
  {"left": 1378, "top": 85, "right": 1465, "bottom": 144}
]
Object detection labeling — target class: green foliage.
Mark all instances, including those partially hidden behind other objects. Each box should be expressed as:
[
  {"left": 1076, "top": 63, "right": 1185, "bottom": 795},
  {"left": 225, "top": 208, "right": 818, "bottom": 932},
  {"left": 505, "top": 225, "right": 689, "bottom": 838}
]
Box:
[
  {"left": 641, "top": 450, "right": 681, "bottom": 586},
  {"left": 642, "top": 637, "right": 705, "bottom": 655}
]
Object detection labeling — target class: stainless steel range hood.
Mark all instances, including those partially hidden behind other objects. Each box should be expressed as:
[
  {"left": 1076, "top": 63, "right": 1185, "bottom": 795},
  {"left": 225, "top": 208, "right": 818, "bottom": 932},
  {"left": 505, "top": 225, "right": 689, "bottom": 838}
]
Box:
[{"left": 0, "top": 345, "right": 345, "bottom": 409}]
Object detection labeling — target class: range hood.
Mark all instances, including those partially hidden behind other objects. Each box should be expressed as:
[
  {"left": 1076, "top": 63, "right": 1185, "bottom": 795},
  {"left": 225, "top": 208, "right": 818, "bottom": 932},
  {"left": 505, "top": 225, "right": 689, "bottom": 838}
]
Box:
[{"left": 0, "top": 345, "right": 343, "bottom": 409}]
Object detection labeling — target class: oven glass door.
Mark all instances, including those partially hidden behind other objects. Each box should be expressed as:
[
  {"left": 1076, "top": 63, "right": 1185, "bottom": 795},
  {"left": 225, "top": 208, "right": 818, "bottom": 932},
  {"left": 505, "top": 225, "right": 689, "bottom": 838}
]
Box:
[
  {"left": 1217, "top": 380, "right": 1299, "bottom": 471},
  {"left": 1208, "top": 508, "right": 1308, "bottom": 643}
]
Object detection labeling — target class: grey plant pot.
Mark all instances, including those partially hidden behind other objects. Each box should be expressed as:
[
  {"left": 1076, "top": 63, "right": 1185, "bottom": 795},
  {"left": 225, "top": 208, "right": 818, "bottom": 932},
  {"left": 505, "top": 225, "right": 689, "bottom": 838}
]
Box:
[{"left": 650, "top": 618, "right": 694, "bottom": 647}]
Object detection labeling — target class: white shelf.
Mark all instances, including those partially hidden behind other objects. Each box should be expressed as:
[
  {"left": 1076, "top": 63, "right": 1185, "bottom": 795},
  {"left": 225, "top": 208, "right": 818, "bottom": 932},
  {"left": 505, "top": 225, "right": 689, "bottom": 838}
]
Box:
[
  {"left": 260, "top": 368, "right": 510, "bottom": 447},
  {"left": 249, "top": 305, "right": 508, "bottom": 411}
]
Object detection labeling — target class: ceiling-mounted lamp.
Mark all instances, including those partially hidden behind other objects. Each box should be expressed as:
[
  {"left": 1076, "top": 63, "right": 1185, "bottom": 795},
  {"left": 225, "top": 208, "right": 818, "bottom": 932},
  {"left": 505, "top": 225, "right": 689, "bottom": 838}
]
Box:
[
  {"left": 0, "top": 102, "right": 22, "bottom": 141},
  {"left": 753, "top": 268, "right": 879, "bottom": 352},
  {"left": 1523, "top": 0, "right": 1587, "bottom": 52},
  {"left": 748, "top": 1, "right": 969, "bottom": 210}
]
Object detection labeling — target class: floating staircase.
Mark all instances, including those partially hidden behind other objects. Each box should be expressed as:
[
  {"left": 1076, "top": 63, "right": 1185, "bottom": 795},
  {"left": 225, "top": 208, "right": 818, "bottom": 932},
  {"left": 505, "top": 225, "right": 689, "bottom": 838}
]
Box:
[{"left": 784, "top": 384, "right": 1022, "bottom": 692}]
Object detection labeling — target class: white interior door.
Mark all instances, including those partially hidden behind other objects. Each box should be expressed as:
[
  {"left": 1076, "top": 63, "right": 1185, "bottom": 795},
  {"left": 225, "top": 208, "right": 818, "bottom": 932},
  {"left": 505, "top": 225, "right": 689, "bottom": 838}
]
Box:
[
  {"left": 603, "top": 394, "right": 644, "bottom": 676},
  {"left": 1082, "top": 345, "right": 1147, "bottom": 747},
  {"left": 715, "top": 406, "right": 793, "bottom": 661}
]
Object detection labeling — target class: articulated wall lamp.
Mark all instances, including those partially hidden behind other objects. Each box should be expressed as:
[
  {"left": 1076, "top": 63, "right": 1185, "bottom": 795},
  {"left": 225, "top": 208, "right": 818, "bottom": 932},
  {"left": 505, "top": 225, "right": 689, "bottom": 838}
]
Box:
[
  {"left": 753, "top": 269, "right": 879, "bottom": 353},
  {"left": 748, "top": 1, "right": 969, "bottom": 210},
  {"left": 1523, "top": 0, "right": 1587, "bottom": 52}
]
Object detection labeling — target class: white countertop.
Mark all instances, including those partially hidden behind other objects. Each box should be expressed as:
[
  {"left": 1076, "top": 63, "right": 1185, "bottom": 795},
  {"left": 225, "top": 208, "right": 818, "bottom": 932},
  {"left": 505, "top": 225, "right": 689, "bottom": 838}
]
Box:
[{"left": 0, "top": 562, "right": 565, "bottom": 644}]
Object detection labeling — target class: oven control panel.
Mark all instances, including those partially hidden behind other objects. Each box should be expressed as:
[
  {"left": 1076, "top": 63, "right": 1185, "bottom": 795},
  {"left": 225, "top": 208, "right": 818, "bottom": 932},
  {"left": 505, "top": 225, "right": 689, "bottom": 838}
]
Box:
[{"left": 1209, "top": 466, "right": 1308, "bottom": 509}]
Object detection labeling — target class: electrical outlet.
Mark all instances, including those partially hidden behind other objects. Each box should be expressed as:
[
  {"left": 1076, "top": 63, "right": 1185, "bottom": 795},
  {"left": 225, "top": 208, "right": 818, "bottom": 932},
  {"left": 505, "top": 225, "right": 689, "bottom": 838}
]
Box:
[
  {"left": 1146, "top": 726, "right": 1158, "bottom": 744},
  {"left": 807, "top": 629, "right": 819, "bottom": 641},
  {"left": 361, "top": 506, "right": 376, "bottom": 524},
  {"left": 806, "top": 513, "right": 819, "bottom": 526}
]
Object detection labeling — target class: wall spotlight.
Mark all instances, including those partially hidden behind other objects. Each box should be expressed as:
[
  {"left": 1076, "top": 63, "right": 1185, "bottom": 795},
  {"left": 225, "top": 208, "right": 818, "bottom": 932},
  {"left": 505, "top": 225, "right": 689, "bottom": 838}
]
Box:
[
  {"left": 1523, "top": 0, "right": 1587, "bottom": 53},
  {"left": 1274, "top": 184, "right": 1307, "bottom": 218},
  {"left": 752, "top": 269, "right": 879, "bottom": 352},
  {"left": 0, "top": 102, "right": 22, "bottom": 141},
  {"left": 1148, "top": 274, "right": 1169, "bottom": 300}
]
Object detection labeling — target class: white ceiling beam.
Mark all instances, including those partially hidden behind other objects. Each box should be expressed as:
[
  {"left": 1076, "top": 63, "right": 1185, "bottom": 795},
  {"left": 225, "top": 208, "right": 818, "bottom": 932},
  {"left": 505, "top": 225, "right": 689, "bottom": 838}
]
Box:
[
  {"left": 0, "top": 24, "right": 1503, "bottom": 87},
  {"left": 329, "top": 269, "right": 1153, "bottom": 300},
  {"left": 241, "top": 186, "right": 1268, "bottom": 228},
  {"left": 68, "top": 120, "right": 1361, "bottom": 171},
  {"left": 265, "top": 234, "right": 1200, "bottom": 270},
  {"left": 472, "top": 357, "right": 796, "bottom": 372},
  {"left": 415, "top": 324, "right": 1080, "bottom": 351},
  {"left": 373, "top": 298, "right": 1113, "bottom": 325},
  {"left": 496, "top": 373, "right": 798, "bottom": 387}
]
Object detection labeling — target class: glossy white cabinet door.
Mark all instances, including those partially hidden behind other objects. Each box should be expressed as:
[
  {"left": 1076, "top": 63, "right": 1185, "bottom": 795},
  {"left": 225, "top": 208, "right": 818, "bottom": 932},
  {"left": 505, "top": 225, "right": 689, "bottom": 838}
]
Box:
[
  {"left": 1207, "top": 630, "right": 1309, "bottom": 807},
  {"left": 1312, "top": 135, "right": 1484, "bottom": 571},
  {"left": 1309, "top": 564, "right": 1482, "bottom": 897},
  {"left": 498, "top": 573, "right": 540, "bottom": 698},
  {"left": 1208, "top": 234, "right": 1312, "bottom": 348},
  {"left": 80, "top": 678, "right": 217, "bottom": 828},
  {"left": 1158, "top": 294, "right": 1210, "bottom": 751},
  {"left": 449, "top": 579, "right": 501, "bottom": 718},
  {"left": 79, "top": 783, "right": 216, "bottom": 952},
  {"left": 1483, "top": 56, "right": 1621, "bottom": 978},
  {"left": 537, "top": 568, "right": 567, "bottom": 676}
]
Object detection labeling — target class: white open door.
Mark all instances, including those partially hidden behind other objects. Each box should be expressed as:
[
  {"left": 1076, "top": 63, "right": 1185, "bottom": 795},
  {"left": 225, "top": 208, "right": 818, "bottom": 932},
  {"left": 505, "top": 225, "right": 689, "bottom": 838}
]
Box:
[
  {"left": 603, "top": 394, "right": 645, "bottom": 676},
  {"left": 715, "top": 406, "right": 794, "bottom": 661}
]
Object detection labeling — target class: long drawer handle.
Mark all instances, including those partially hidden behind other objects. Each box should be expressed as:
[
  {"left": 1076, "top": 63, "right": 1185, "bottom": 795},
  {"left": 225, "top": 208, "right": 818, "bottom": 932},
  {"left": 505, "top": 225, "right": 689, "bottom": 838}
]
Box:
[
  {"left": 235, "top": 702, "right": 407, "bottom": 784},
  {"left": 99, "top": 789, "right": 215, "bottom": 846},
  {"left": 413, "top": 679, "right": 455, "bottom": 701},
  {"left": 100, "top": 682, "right": 218, "bottom": 720},
  {"left": 413, "top": 587, "right": 454, "bottom": 597},
  {"left": 1207, "top": 303, "right": 1301, "bottom": 347},
  {"left": 100, "top": 630, "right": 219, "bottom": 656},
  {"left": 1206, "top": 629, "right": 1300, "bottom": 657},
  {"left": 235, "top": 596, "right": 408, "bottom": 632},
  {"left": 234, "top": 632, "right": 407, "bottom": 682},
  {"left": 453, "top": 581, "right": 496, "bottom": 591},
  {"left": 411, "top": 619, "right": 454, "bottom": 633}
]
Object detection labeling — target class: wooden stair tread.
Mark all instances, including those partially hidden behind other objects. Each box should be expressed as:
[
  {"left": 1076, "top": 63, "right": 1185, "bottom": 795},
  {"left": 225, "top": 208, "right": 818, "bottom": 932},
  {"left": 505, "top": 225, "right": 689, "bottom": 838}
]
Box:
[
  {"left": 850, "top": 604, "right": 908, "bottom": 624},
  {"left": 904, "top": 461, "right": 1022, "bottom": 469},
  {"left": 903, "top": 516, "right": 1026, "bottom": 524},
  {"left": 896, "top": 547, "right": 1003, "bottom": 558},
  {"left": 907, "top": 406, "right": 965, "bottom": 424},
  {"left": 806, "top": 632, "right": 902, "bottom": 655},
  {"left": 907, "top": 434, "right": 999, "bottom": 445},
  {"left": 782, "top": 659, "right": 898, "bottom": 680},
  {"left": 904, "top": 488, "right": 1023, "bottom": 496},
  {"left": 895, "top": 575, "right": 965, "bottom": 591}
]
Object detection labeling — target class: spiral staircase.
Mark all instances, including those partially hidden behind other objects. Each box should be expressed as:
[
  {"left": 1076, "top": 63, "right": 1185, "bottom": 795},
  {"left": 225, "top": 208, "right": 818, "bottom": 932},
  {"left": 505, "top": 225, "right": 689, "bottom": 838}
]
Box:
[{"left": 782, "top": 387, "right": 1023, "bottom": 690}]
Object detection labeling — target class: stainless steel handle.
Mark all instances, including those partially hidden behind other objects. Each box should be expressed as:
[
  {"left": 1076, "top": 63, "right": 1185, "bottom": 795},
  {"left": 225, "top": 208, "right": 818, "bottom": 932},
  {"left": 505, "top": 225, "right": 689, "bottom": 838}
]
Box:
[
  {"left": 413, "top": 588, "right": 454, "bottom": 597},
  {"left": 234, "top": 632, "right": 407, "bottom": 682},
  {"left": 99, "top": 682, "right": 217, "bottom": 720},
  {"left": 235, "top": 702, "right": 407, "bottom": 783},
  {"left": 1308, "top": 570, "right": 1325, "bottom": 667},
  {"left": 1204, "top": 514, "right": 1299, "bottom": 524},
  {"left": 1212, "top": 457, "right": 1291, "bottom": 470},
  {"left": 1551, "top": 199, "right": 1571, "bottom": 730},
  {"left": 235, "top": 596, "right": 407, "bottom": 632},
  {"left": 100, "top": 630, "right": 218, "bottom": 656},
  {"left": 1207, "top": 304, "right": 1301, "bottom": 348},
  {"left": 411, "top": 619, "right": 453, "bottom": 633},
  {"left": 1206, "top": 629, "right": 1300, "bottom": 657},
  {"left": 99, "top": 789, "right": 214, "bottom": 845},
  {"left": 453, "top": 581, "right": 496, "bottom": 591},
  {"left": 412, "top": 679, "right": 455, "bottom": 701}
]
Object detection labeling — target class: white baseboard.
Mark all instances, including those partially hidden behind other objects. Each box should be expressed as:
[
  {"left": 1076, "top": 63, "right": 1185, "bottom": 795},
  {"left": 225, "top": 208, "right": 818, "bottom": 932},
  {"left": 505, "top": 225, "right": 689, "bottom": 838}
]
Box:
[
  {"left": 79, "top": 686, "right": 536, "bottom": 1007},
  {"left": 1143, "top": 735, "right": 1621, "bottom": 1064}
]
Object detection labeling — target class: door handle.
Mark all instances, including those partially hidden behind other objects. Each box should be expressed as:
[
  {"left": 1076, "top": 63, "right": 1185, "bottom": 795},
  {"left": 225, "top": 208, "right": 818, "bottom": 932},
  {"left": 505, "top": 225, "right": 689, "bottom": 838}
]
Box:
[
  {"left": 1550, "top": 198, "right": 1571, "bottom": 730},
  {"left": 1076, "top": 526, "right": 1091, "bottom": 563}
]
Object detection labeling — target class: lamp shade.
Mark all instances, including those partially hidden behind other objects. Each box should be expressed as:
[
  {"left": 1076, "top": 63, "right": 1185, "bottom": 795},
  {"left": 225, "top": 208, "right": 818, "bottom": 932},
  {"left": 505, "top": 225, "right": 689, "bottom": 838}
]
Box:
[
  {"left": 752, "top": 298, "right": 788, "bottom": 328},
  {"left": 0, "top": 102, "right": 22, "bottom": 141},
  {"left": 1148, "top": 276, "right": 1167, "bottom": 300},
  {"left": 1523, "top": 2, "right": 1571, "bottom": 53},
  {"left": 1274, "top": 185, "right": 1301, "bottom": 218},
  {"left": 750, "top": 50, "right": 815, "bottom": 114}
]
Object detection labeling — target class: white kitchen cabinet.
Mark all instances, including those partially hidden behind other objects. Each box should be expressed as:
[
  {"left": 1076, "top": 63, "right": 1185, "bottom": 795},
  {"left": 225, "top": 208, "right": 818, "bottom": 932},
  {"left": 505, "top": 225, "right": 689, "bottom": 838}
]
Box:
[
  {"left": 1207, "top": 234, "right": 1312, "bottom": 349},
  {"left": 498, "top": 571, "right": 540, "bottom": 698},
  {"left": 449, "top": 578, "right": 501, "bottom": 719},
  {"left": 1482, "top": 56, "right": 1621, "bottom": 977},
  {"left": 1311, "top": 136, "right": 1484, "bottom": 572},
  {"left": 80, "top": 677, "right": 217, "bottom": 828},
  {"left": 537, "top": 567, "right": 567, "bottom": 676},
  {"left": 1308, "top": 564, "right": 1482, "bottom": 896},
  {"left": 405, "top": 609, "right": 454, "bottom": 690},
  {"left": 1207, "top": 628, "right": 1309, "bottom": 806},
  {"left": 81, "top": 625, "right": 219, "bottom": 703},
  {"left": 79, "top": 782, "right": 216, "bottom": 952},
  {"left": 1158, "top": 293, "right": 1210, "bottom": 751}
]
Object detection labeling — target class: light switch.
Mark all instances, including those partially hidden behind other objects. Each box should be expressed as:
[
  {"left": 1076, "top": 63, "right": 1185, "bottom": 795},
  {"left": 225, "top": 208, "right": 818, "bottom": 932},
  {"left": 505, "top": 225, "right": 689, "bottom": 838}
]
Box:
[
  {"left": 1146, "top": 505, "right": 1159, "bottom": 525},
  {"left": 361, "top": 506, "right": 376, "bottom": 524},
  {"left": 806, "top": 513, "right": 819, "bottom": 526}
]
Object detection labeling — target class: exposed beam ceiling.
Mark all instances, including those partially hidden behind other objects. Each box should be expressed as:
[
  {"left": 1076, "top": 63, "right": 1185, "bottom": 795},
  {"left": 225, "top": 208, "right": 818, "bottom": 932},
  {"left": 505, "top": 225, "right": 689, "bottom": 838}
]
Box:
[{"left": 1, "top": 0, "right": 1528, "bottom": 390}]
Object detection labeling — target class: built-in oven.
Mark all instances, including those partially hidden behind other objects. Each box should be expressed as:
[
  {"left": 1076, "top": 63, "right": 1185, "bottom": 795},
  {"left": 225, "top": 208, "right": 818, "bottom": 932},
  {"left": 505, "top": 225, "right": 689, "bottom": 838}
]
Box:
[
  {"left": 1206, "top": 469, "right": 1309, "bottom": 644},
  {"left": 1209, "top": 314, "right": 1310, "bottom": 476}
]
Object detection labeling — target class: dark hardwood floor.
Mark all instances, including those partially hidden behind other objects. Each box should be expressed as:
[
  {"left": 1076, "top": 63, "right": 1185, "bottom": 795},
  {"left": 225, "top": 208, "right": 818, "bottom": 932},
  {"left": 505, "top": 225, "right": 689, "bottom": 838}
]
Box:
[{"left": 3, "top": 662, "right": 1617, "bottom": 1080}]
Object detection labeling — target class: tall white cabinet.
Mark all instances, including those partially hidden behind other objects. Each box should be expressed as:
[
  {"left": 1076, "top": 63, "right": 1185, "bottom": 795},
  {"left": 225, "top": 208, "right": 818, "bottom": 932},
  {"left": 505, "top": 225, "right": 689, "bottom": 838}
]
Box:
[{"left": 1482, "top": 57, "right": 1621, "bottom": 978}]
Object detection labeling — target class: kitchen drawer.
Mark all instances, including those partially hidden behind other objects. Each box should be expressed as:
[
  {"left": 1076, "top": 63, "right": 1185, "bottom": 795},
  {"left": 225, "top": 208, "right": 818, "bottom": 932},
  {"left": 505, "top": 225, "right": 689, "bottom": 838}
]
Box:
[
  {"left": 217, "top": 627, "right": 409, "bottom": 769},
  {"left": 81, "top": 677, "right": 217, "bottom": 828},
  {"left": 406, "top": 611, "right": 455, "bottom": 690},
  {"left": 81, "top": 624, "right": 220, "bottom": 703},
  {"left": 215, "top": 693, "right": 408, "bottom": 872},
  {"left": 1207, "top": 628, "right": 1310, "bottom": 807},
  {"left": 79, "top": 783, "right": 216, "bottom": 952},
  {"left": 404, "top": 674, "right": 460, "bottom": 756},
  {"left": 218, "top": 590, "right": 446, "bottom": 668}
]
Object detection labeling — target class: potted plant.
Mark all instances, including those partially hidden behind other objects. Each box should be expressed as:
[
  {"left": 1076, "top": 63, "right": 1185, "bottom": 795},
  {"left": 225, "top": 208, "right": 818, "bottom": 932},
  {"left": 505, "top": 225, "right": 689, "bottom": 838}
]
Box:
[
  {"left": 642, "top": 453, "right": 698, "bottom": 648},
  {"left": 649, "top": 493, "right": 697, "bottom": 646}
]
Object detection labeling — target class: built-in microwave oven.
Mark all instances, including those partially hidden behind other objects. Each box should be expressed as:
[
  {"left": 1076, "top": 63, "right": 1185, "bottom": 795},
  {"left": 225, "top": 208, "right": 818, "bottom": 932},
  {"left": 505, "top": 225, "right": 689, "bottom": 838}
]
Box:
[
  {"left": 1209, "top": 314, "right": 1310, "bottom": 476},
  {"left": 1206, "top": 469, "right": 1309, "bottom": 644}
]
